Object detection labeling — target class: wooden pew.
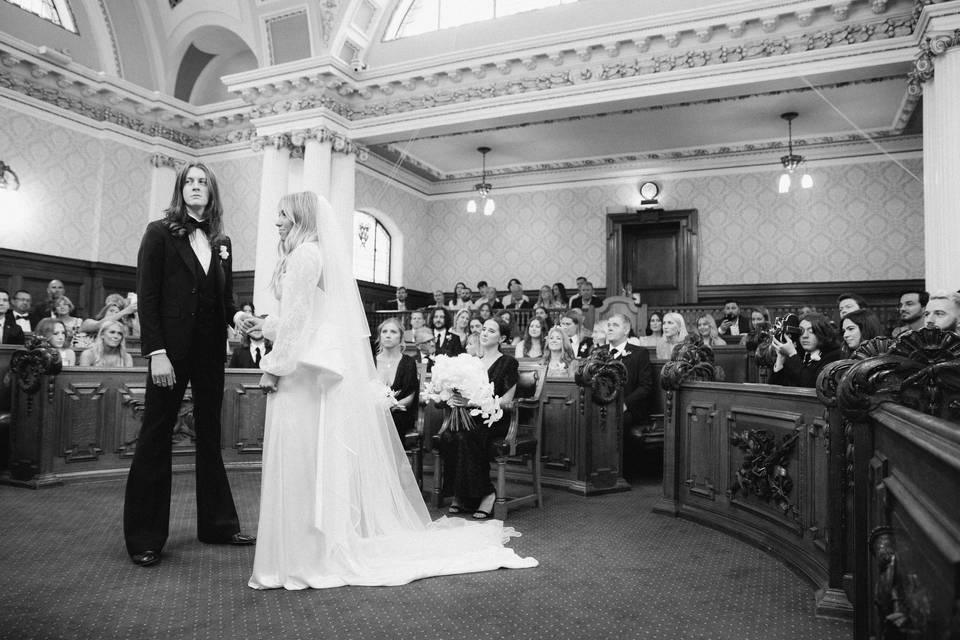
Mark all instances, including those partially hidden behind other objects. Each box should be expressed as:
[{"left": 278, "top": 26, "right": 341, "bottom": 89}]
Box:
[
  {"left": 4, "top": 366, "right": 265, "bottom": 487},
  {"left": 655, "top": 380, "right": 852, "bottom": 620}
]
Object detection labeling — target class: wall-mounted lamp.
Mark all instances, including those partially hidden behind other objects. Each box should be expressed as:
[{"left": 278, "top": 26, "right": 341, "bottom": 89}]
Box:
[{"left": 0, "top": 160, "right": 20, "bottom": 191}]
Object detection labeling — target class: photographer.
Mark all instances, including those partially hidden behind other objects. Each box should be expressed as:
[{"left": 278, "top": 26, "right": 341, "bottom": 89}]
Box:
[
  {"left": 741, "top": 307, "right": 770, "bottom": 352},
  {"left": 718, "top": 299, "right": 751, "bottom": 336},
  {"left": 768, "top": 313, "right": 843, "bottom": 388}
]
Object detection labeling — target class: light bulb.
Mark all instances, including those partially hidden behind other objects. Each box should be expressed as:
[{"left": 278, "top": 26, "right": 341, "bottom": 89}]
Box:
[
  {"left": 483, "top": 198, "right": 495, "bottom": 215},
  {"left": 467, "top": 199, "right": 477, "bottom": 213},
  {"left": 778, "top": 173, "right": 791, "bottom": 194},
  {"left": 800, "top": 173, "right": 813, "bottom": 189}
]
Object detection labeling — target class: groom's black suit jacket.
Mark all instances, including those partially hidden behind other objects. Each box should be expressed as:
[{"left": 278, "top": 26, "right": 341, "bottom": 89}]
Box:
[{"left": 137, "top": 220, "right": 236, "bottom": 360}]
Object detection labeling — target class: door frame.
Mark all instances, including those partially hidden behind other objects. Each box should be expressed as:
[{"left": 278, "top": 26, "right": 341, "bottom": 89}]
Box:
[{"left": 605, "top": 208, "right": 699, "bottom": 304}]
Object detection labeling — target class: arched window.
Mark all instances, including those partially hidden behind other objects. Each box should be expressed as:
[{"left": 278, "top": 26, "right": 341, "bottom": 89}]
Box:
[
  {"left": 385, "top": 0, "right": 579, "bottom": 40},
  {"left": 4, "top": 0, "right": 78, "bottom": 33},
  {"left": 353, "top": 210, "right": 392, "bottom": 284}
]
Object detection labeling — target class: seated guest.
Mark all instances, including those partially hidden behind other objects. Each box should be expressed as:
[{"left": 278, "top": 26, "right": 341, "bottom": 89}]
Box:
[
  {"left": 637, "top": 312, "right": 663, "bottom": 347},
  {"left": 742, "top": 306, "right": 771, "bottom": 351},
  {"left": 240, "top": 301, "right": 255, "bottom": 315},
  {"left": 718, "top": 299, "right": 750, "bottom": 336},
  {"left": 451, "top": 309, "right": 472, "bottom": 345},
  {"left": 402, "top": 309, "right": 427, "bottom": 344},
  {"left": 841, "top": 309, "right": 884, "bottom": 356},
  {"left": 768, "top": 313, "right": 843, "bottom": 387},
  {"left": 536, "top": 285, "right": 561, "bottom": 310},
  {"left": 531, "top": 305, "right": 553, "bottom": 330},
  {"left": 465, "top": 315, "right": 483, "bottom": 356},
  {"left": 437, "top": 316, "right": 517, "bottom": 519},
  {"left": 922, "top": 290, "right": 960, "bottom": 332},
  {"left": 552, "top": 282, "right": 569, "bottom": 307},
  {"left": 892, "top": 290, "right": 928, "bottom": 337},
  {"left": 497, "top": 310, "right": 522, "bottom": 347},
  {"left": 606, "top": 314, "right": 654, "bottom": 478},
  {"left": 34, "top": 318, "right": 76, "bottom": 366},
  {"left": 11, "top": 290, "right": 33, "bottom": 333},
  {"left": 430, "top": 308, "right": 464, "bottom": 359},
  {"left": 78, "top": 320, "right": 134, "bottom": 367},
  {"left": 477, "top": 283, "right": 503, "bottom": 310},
  {"left": 53, "top": 295, "right": 84, "bottom": 344},
  {"left": 796, "top": 303, "right": 815, "bottom": 316},
  {"left": 566, "top": 276, "right": 588, "bottom": 308},
  {"left": 837, "top": 292, "right": 868, "bottom": 318},
  {"left": 386, "top": 286, "right": 409, "bottom": 311},
  {"left": 569, "top": 281, "right": 603, "bottom": 309},
  {"left": 0, "top": 289, "right": 25, "bottom": 345},
  {"left": 448, "top": 287, "right": 474, "bottom": 311},
  {"left": 542, "top": 326, "right": 576, "bottom": 375},
  {"left": 656, "top": 312, "right": 688, "bottom": 360},
  {"left": 375, "top": 317, "right": 419, "bottom": 442},
  {"left": 30, "top": 278, "right": 66, "bottom": 327},
  {"left": 516, "top": 317, "right": 546, "bottom": 359},
  {"left": 559, "top": 311, "right": 593, "bottom": 358},
  {"left": 228, "top": 321, "right": 271, "bottom": 368},
  {"left": 432, "top": 290, "right": 447, "bottom": 309},
  {"left": 477, "top": 302, "right": 493, "bottom": 321},
  {"left": 501, "top": 278, "right": 532, "bottom": 309},
  {"left": 591, "top": 323, "right": 607, "bottom": 350},
  {"left": 81, "top": 293, "right": 140, "bottom": 341},
  {"left": 696, "top": 314, "right": 726, "bottom": 347}
]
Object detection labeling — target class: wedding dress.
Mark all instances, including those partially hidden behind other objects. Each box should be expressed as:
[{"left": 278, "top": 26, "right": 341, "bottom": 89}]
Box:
[{"left": 249, "top": 217, "right": 536, "bottom": 590}]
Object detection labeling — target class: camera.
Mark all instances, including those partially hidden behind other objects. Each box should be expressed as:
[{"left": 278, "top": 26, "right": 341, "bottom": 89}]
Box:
[{"left": 772, "top": 313, "right": 802, "bottom": 343}]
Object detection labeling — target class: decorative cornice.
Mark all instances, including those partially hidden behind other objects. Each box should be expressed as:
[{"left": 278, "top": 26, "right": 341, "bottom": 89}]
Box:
[
  {"left": 95, "top": 0, "right": 122, "bottom": 78},
  {"left": 907, "top": 27, "right": 960, "bottom": 94},
  {"left": 150, "top": 153, "right": 183, "bottom": 169},
  {"left": 249, "top": 128, "right": 368, "bottom": 159}
]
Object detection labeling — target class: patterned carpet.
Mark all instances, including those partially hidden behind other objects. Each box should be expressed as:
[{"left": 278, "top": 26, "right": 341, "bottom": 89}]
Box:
[{"left": 0, "top": 469, "right": 852, "bottom": 640}]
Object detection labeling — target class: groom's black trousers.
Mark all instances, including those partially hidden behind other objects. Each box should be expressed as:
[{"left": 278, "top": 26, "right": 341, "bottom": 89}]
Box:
[{"left": 123, "top": 320, "right": 240, "bottom": 556}]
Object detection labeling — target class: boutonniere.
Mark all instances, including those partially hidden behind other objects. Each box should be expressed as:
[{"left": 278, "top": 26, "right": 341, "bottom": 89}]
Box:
[
  {"left": 219, "top": 245, "right": 229, "bottom": 261},
  {"left": 808, "top": 351, "right": 821, "bottom": 362}
]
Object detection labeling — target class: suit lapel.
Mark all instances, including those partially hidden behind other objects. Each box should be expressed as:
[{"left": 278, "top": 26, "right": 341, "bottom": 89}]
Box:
[{"left": 172, "top": 232, "right": 200, "bottom": 281}]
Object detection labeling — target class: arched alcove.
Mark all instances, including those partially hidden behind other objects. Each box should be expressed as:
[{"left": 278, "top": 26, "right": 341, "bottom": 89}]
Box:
[{"left": 173, "top": 26, "right": 257, "bottom": 105}]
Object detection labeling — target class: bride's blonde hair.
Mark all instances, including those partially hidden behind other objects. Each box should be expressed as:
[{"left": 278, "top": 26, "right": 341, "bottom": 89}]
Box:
[{"left": 270, "top": 191, "right": 320, "bottom": 298}]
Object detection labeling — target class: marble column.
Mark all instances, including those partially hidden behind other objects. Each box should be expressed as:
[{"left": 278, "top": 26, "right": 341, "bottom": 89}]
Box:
[
  {"left": 329, "top": 146, "right": 357, "bottom": 251},
  {"left": 917, "top": 11, "right": 960, "bottom": 291},
  {"left": 302, "top": 133, "right": 332, "bottom": 200},
  {"left": 252, "top": 137, "right": 291, "bottom": 316}
]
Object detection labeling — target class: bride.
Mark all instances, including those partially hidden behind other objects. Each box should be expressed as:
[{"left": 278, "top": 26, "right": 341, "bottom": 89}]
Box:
[{"left": 246, "top": 191, "right": 537, "bottom": 590}]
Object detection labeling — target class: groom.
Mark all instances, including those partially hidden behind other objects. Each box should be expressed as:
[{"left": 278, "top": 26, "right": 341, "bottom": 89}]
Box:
[{"left": 124, "top": 162, "right": 255, "bottom": 567}]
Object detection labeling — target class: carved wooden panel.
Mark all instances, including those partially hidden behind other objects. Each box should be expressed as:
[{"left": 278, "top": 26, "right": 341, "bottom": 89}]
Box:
[
  {"left": 805, "top": 416, "right": 830, "bottom": 550},
  {"left": 229, "top": 382, "right": 266, "bottom": 454},
  {"left": 726, "top": 405, "right": 805, "bottom": 537},
  {"left": 116, "top": 382, "right": 147, "bottom": 459},
  {"left": 170, "top": 390, "right": 196, "bottom": 457},
  {"left": 585, "top": 394, "right": 623, "bottom": 490},
  {"left": 683, "top": 401, "right": 719, "bottom": 500},
  {"left": 59, "top": 382, "right": 105, "bottom": 462},
  {"left": 541, "top": 384, "right": 579, "bottom": 472}
]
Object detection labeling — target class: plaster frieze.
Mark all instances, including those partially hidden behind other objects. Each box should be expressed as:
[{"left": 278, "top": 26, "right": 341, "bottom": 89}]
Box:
[
  {"left": 904, "top": 1, "right": 960, "bottom": 93},
  {"left": 150, "top": 153, "right": 183, "bottom": 169},
  {"left": 249, "top": 127, "right": 368, "bottom": 159},
  {"left": 242, "top": 9, "right": 916, "bottom": 123}
]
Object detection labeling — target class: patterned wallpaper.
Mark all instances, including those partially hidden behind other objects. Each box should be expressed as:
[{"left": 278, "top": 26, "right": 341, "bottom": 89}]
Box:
[
  {"left": 403, "top": 159, "right": 924, "bottom": 291},
  {"left": 0, "top": 110, "right": 149, "bottom": 264},
  {"left": 206, "top": 155, "right": 263, "bottom": 271}
]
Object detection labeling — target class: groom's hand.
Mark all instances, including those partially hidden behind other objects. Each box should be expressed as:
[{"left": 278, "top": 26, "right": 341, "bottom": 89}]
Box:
[{"left": 151, "top": 353, "right": 176, "bottom": 388}]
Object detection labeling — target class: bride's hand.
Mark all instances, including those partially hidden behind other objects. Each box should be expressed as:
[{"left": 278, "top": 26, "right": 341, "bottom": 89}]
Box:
[{"left": 259, "top": 372, "right": 279, "bottom": 394}]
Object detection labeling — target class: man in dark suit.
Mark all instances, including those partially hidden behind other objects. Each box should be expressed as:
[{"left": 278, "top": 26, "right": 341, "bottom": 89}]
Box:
[
  {"left": 568, "top": 281, "right": 603, "bottom": 309},
  {"left": 430, "top": 307, "right": 464, "bottom": 360},
  {"left": 605, "top": 313, "right": 654, "bottom": 479},
  {"left": 385, "top": 286, "right": 409, "bottom": 311},
  {"left": 0, "top": 289, "right": 26, "bottom": 345},
  {"left": 29, "top": 279, "right": 65, "bottom": 328},
  {"left": 228, "top": 321, "right": 271, "bottom": 368},
  {"left": 559, "top": 311, "right": 593, "bottom": 358},
  {"left": 11, "top": 290, "right": 33, "bottom": 334},
  {"left": 718, "top": 299, "right": 751, "bottom": 337},
  {"left": 123, "top": 162, "right": 254, "bottom": 568}
]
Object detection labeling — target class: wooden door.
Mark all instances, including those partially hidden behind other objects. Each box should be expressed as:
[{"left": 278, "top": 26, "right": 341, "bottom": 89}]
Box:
[{"left": 606, "top": 209, "right": 698, "bottom": 306}]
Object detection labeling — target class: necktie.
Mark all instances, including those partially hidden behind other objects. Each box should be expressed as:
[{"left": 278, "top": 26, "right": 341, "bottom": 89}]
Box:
[
  {"left": 435, "top": 333, "right": 442, "bottom": 351},
  {"left": 254, "top": 347, "right": 261, "bottom": 365}
]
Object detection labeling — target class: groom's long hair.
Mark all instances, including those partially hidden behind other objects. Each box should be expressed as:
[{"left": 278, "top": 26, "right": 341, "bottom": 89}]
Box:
[
  {"left": 270, "top": 191, "right": 320, "bottom": 298},
  {"left": 162, "top": 162, "right": 224, "bottom": 239}
]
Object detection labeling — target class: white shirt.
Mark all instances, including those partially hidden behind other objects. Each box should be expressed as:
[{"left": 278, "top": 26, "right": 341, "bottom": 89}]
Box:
[
  {"left": 608, "top": 342, "right": 628, "bottom": 359},
  {"left": 13, "top": 312, "right": 31, "bottom": 332},
  {"left": 249, "top": 339, "right": 266, "bottom": 362},
  {"left": 188, "top": 216, "right": 212, "bottom": 274}
]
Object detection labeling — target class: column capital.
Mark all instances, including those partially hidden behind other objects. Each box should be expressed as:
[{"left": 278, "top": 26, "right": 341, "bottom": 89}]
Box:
[
  {"left": 908, "top": 28, "right": 960, "bottom": 95},
  {"left": 251, "top": 129, "right": 367, "bottom": 159},
  {"left": 250, "top": 133, "right": 294, "bottom": 152}
]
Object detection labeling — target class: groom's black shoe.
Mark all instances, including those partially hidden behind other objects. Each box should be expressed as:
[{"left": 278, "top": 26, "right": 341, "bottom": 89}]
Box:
[
  {"left": 228, "top": 533, "right": 256, "bottom": 546},
  {"left": 131, "top": 550, "right": 160, "bottom": 567}
]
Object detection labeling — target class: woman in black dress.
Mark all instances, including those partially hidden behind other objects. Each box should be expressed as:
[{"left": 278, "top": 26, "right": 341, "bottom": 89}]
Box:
[
  {"left": 438, "top": 316, "right": 518, "bottom": 520},
  {"left": 375, "top": 317, "right": 419, "bottom": 441}
]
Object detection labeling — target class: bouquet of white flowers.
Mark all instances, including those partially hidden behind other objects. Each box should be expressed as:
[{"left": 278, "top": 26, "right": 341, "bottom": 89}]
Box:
[{"left": 424, "top": 354, "right": 503, "bottom": 429}]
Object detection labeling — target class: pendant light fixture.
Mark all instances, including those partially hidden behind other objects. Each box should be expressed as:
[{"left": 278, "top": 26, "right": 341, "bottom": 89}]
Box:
[
  {"left": 466, "top": 146, "right": 495, "bottom": 216},
  {"left": 778, "top": 112, "right": 812, "bottom": 194}
]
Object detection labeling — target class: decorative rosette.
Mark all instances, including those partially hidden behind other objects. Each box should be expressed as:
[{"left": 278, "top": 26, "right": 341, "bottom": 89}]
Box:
[{"left": 575, "top": 348, "right": 627, "bottom": 405}]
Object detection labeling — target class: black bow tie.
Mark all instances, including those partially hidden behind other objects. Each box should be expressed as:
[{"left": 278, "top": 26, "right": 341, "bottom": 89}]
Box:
[
  {"left": 14, "top": 313, "right": 27, "bottom": 319},
  {"left": 185, "top": 217, "right": 211, "bottom": 235}
]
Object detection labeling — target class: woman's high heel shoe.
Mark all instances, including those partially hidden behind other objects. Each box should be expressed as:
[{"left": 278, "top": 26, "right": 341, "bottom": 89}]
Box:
[{"left": 473, "top": 492, "right": 496, "bottom": 519}]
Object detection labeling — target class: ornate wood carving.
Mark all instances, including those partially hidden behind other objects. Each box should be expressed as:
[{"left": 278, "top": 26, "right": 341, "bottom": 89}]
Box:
[
  {"left": 659, "top": 336, "right": 722, "bottom": 390},
  {"left": 10, "top": 336, "right": 62, "bottom": 414},
  {"left": 60, "top": 383, "right": 105, "bottom": 462},
  {"left": 683, "top": 402, "right": 719, "bottom": 500},
  {"left": 729, "top": 424, "right": 801, "bottom": 520}
]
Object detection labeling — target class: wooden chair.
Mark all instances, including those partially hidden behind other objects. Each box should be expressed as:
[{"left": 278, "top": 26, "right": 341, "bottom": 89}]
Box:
[
  {"left": 595, "top": 295, "right": 648, "bottom": 334},
  {"left": 431, "top": 363, "right": 547, "bottom": 521}
]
